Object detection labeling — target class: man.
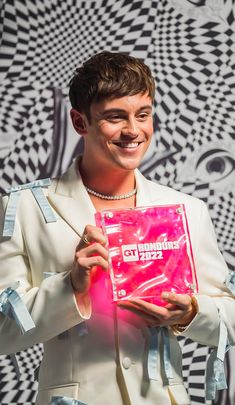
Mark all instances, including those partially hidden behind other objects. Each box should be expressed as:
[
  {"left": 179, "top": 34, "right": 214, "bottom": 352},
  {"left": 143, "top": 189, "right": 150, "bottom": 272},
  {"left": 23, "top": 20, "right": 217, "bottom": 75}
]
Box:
[{"left": 0, "top": 51, "right": 234, "bottom": 405}]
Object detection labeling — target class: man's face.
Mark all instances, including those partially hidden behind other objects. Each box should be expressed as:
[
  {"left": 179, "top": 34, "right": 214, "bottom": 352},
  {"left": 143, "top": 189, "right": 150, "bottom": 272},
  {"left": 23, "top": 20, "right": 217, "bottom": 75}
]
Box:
[{"left": 76, "top": 92, "right": 154, "bottom": 172}]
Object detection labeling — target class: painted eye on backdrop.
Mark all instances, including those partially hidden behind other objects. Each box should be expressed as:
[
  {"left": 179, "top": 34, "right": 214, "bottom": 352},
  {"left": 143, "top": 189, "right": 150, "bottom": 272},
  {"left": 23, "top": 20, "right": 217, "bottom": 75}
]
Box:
[
  {"left": 196, "top": 149, "right": 235, "bottom": 182},
  {"left": 187, "top": 0, "right": 206, "bottom": 5}
]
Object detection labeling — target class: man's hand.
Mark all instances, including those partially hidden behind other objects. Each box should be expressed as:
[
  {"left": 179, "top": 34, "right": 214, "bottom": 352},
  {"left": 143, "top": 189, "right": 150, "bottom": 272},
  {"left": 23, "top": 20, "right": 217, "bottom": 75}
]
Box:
[
  {"left": 70, "top": 225, "right": 108, "bottom": 295},
  {"left": 117, "top": 292, "right": 198, "bottom": 328}
]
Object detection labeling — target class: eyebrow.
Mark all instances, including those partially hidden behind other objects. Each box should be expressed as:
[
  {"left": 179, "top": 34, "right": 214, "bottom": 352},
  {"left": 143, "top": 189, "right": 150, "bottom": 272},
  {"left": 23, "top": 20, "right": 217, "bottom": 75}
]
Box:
[{"left": 101, "top": 105, "right": 153, "bottom": 115}]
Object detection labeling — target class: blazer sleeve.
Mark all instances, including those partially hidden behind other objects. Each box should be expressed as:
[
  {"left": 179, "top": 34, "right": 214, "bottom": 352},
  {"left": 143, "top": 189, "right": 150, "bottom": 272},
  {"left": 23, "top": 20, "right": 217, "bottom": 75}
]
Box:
[
  {"left": 0, "top": 194, "right": 90, "bottom": 355},
  {"left": 177, "top": 200, "right": 235, "bottom": 347}
]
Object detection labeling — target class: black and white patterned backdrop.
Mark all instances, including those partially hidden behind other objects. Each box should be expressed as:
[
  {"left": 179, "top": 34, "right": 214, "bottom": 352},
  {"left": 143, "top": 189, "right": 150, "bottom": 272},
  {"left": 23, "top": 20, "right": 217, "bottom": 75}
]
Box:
[{"left": 0, "top": 0, "right": 234, "bottom": 404}]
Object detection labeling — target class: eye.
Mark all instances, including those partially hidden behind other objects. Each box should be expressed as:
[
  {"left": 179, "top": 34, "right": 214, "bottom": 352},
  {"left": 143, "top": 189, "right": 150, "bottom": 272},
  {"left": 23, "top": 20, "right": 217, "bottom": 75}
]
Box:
[
  {"left": 195, "top": 149, "right": 235, "bottom": 182},
  {"left": 137, "top": 112, "right": 150, "bottom": 121},
  {"left": 107, "top": 115, "right": 122, "bottom": 121}
]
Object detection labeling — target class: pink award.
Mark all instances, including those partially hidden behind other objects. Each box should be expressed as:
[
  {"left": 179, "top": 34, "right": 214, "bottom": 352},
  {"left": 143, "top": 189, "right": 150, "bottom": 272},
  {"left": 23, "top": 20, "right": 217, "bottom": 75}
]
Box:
[{"left": 95, "top": 204, "right": 198, "bottom": 306}]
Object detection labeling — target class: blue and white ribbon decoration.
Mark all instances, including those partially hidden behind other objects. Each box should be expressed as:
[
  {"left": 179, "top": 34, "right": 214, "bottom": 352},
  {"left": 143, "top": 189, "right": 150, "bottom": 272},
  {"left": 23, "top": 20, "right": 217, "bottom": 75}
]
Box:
[
  {"left": 206, "top": 314, "right": 230, "bottom": 400},
  {"left": 225, "top": 270, "right": 235, "bottom": 295},
  {"left": 43, "top": 272, "right": 57, "bottom": 279},
  {"left": 147, "top": 326, "right": 173, "bottom": 381},
  {"left": 0, "top": 282, "right": 35, "bottom": 333},
  {"left": 50, "top": 396, "right": 86, "bottom": 405},
  {"left": 3, "top": 178, "right": 57, "bottom": 237},
  {"left": 2, "top": 191, "right": 21, "bottom": 237}
]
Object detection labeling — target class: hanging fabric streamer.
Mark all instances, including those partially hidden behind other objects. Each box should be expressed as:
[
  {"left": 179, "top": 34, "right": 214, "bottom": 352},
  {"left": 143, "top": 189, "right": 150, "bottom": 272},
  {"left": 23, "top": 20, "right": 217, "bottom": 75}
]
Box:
[
  {"left": 147, "top": 326, "right": 173, "bottom": 381},
  {"left": 0, "top": 282, "right": 35, "bottom": 333},
  {"left": 2, "top": 178, "right": 57, "bottom": 237}
]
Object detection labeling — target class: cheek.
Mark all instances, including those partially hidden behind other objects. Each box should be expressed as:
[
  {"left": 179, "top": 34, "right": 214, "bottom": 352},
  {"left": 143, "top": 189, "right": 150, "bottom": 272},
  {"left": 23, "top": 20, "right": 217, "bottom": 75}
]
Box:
[
  {"left": 140, "top": 119, "right": 153, "bottom": 134},
  {"left": 144, "top": 124, "right": 154, "bottom": 139},
  {"left": 101, "top": 124, "right": 122, "bottom": 140},
  {"left": 148, "top": 120, "right": 154, "bottom": 132}
]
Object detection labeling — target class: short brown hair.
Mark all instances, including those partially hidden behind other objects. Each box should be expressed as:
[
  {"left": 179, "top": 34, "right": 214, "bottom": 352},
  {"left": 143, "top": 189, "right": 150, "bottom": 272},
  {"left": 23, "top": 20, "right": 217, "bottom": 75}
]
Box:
[{"left": 69, "top": 51, "right": 155, "bottom": 119}]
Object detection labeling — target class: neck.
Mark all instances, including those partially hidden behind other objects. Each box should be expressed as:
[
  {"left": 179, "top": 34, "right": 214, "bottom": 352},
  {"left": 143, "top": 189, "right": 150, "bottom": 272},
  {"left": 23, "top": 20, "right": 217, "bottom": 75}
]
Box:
[{"left": 79, "top": 158, "right": 136, "bottom": 196}]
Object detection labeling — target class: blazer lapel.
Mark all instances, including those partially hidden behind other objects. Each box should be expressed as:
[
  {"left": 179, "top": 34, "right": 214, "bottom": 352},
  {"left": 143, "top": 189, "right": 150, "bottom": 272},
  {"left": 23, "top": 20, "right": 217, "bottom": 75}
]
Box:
[
  {"left": 48, "top": 159, "right": 96, "bottom": 237},
  {"left": 135, "top": 169, "right": 164, "bottom": 207}
]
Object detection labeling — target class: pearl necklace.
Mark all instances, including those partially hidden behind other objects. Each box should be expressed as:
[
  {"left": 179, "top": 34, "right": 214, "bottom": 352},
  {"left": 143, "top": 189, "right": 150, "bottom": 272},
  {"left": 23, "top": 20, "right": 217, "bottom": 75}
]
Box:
[{"left": 85, "top": 186, "right": 137, "bottom": 200}]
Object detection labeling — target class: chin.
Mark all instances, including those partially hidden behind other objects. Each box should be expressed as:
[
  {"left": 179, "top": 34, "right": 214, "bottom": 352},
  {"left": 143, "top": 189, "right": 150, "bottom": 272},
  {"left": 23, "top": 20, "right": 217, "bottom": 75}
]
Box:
[{"left": 117, "top": 158, "right": 142, "bottom": 171}]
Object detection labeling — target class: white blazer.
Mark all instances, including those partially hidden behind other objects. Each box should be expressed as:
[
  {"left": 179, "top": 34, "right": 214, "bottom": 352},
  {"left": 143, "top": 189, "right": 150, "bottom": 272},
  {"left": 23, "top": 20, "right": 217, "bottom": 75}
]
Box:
[{"left": 0, "top": 159, "right": 234, "bottom": 405}]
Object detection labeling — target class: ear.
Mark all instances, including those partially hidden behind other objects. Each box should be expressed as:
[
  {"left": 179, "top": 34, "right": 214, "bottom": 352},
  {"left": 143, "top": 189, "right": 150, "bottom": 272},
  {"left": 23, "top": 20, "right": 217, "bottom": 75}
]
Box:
[{"left": 70, "top": 108, "right": 88, "bottom": 135}]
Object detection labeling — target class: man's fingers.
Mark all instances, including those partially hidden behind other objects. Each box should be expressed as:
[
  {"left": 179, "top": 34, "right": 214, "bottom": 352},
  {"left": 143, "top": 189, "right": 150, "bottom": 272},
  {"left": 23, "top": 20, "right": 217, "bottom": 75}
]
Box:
[
  {"left": 79, "top": 225, "right": 107, "bottom": 248},
  {"left": 161, "top": 292, "right": 192, "bottom": 309},
  {"left": 118, "top": 302, "right": 161, "bottom": 325},
  {"left": 76, "top": 242, "right": 108, "bottom": 258},
  {"left": 125, "top": 298, "right": 165, "bottom": 316},
  {"left": 75, "top": 243, "right": 109, "bottom": 272},
  {"left": 71, "top": 225, "right": 109, "bottom": 294},
  {"left": 118, "top": 296, "right": 194, "bottom": 326},
  {"left": 118, "top": 299, "right": 163, "bottom": 319},
  {"left": 77, "top": 255, "right": 109, "bottom": 271}
]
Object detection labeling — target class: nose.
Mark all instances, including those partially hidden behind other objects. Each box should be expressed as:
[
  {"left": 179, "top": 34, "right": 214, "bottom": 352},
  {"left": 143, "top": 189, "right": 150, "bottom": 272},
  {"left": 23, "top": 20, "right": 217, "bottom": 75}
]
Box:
[{"left": 122, "top": 117, "right": 139, "bottom": 137}]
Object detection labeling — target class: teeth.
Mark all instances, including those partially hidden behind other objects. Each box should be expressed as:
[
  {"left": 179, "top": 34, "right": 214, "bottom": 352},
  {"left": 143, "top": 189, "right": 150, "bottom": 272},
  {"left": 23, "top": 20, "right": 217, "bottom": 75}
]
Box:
[{"left": 114, "top": 142, "right": 140, "bottom": 148}]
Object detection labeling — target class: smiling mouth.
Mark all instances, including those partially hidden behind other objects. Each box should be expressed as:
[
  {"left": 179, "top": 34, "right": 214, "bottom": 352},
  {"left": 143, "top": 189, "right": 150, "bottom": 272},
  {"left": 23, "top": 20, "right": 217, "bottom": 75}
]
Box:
[{"left": 111, "top": 142, "right": 142, "bottom": 149}]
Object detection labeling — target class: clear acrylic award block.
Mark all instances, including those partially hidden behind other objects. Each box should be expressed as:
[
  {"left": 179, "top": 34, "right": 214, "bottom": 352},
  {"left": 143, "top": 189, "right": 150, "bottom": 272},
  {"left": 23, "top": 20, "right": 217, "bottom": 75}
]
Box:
[{"left": 95, "top": 204, "right": 198, "bottom": 306}]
